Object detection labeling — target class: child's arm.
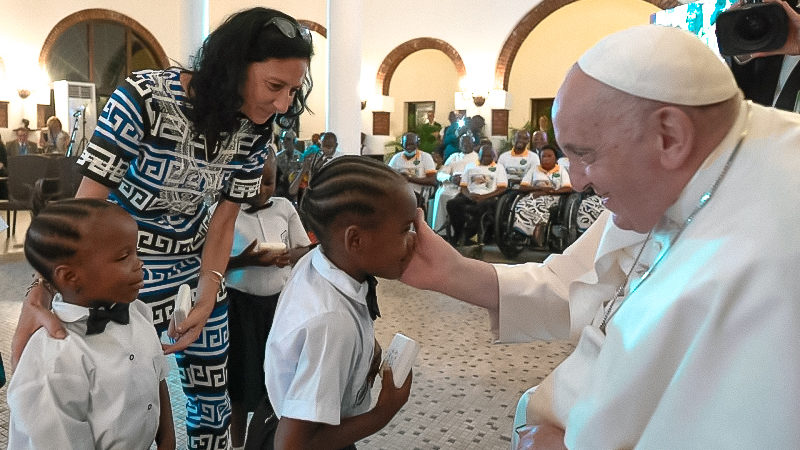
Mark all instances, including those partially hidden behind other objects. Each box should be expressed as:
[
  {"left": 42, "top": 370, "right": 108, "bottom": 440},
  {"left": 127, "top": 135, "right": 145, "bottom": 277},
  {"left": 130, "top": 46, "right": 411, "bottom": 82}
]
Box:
[
  {"left": 155, "top": 380, "right": 176, "bottom": 450},
  {"left": 273, "top": 367, "right": 412, "bottom": 449},
  {"left": 227, "top": 239, "right": 288, "bottom": 270}
]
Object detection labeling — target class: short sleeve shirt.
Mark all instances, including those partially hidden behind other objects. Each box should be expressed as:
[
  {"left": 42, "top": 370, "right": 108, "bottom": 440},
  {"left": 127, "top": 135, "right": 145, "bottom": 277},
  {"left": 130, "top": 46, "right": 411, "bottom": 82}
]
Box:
[
  {"left": 387, "top": 150, "right": 437, "bottom": 193},
  {"left": 76, "top": 68, "right": 270, "bottom": 256},
  {"left": 266, "top": 248, "right": 376, "bottom": 425},
  {"left": 460, "top": 162, "right": 508, "bottom": 195},
  {"left": 520, "top": 164, "right": 571, "bottom": 190},
  {"left": 498, "top": 149, "right": 540, "bottom": 183}
]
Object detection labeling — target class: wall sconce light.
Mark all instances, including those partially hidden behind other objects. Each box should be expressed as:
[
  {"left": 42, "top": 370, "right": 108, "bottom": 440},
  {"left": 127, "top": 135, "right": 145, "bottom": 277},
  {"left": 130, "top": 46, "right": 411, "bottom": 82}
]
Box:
[
  {"left": 17, "top": 88, "right": 31, "bottom": 99},
  {"left": 361, "top": 99, "right": 367, "bottom": 110},
  {"left": 472, "top": 94, "right": 486, "bottom": 107}
]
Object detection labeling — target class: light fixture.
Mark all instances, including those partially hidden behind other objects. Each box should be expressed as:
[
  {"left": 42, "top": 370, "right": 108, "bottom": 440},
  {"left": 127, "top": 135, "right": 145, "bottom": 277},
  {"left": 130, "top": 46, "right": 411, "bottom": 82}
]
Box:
[
  {"left": 17, "top": 88, "right": 30, "bottom": 99},
  {"left": 472, "top": 94, "right": 486, "bottom": 107},
  {"left": 361, "top": 99, "right": 367, "bottom": 110}
]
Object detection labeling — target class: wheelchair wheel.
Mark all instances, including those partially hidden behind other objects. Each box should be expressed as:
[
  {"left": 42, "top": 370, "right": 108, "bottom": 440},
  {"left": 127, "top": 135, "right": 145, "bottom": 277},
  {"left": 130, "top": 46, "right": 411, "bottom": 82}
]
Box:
[
  {"left": 494, "top": 191, "right": 527, "bottom": 259},
  {"left": 549, "top": 192, "right": 582, "bottom": 252}
]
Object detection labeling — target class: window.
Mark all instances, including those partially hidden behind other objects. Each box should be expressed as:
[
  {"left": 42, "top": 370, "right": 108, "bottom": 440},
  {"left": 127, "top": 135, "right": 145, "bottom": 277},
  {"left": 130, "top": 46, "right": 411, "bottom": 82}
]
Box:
[{"left": 40, "top": 10, "right": 167, "bottom": 125}]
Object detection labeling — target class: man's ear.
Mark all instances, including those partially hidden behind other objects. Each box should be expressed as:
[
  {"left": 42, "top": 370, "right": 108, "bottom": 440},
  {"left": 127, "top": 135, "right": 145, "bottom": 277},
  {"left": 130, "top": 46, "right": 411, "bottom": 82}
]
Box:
[{"left": 654, "top": 106, "right": 694, "bottom": 170}]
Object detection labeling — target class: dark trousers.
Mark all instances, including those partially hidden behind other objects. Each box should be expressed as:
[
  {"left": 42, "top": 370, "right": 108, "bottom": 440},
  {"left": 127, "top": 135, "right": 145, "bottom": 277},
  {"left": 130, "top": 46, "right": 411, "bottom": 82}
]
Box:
[{"left": 446, "top": 193, "right": 497, "bottom": 242}]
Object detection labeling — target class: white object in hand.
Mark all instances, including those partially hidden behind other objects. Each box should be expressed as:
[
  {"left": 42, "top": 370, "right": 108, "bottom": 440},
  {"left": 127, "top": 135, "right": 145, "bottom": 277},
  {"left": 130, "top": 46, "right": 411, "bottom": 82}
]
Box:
[
  {"left": 382, "top": 333, "right": 420, "bottom": 388},
  {"left": 257, "top": 242, "right": 287, "bottom": 252},
  {"left": 173, "top": 283, "right": 193, "bottom": 327}
]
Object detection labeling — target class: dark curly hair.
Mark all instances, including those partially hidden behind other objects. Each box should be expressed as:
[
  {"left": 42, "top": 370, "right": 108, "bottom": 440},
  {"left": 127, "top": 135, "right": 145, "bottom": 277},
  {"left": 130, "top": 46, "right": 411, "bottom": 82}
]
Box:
[{"left": 187, "top": 7, "right": 314, "bottom": 149}]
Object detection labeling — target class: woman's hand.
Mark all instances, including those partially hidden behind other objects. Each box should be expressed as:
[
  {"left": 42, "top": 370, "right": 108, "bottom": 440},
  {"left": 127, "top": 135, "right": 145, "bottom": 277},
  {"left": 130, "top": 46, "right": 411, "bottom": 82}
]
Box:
[
  {"left": 11, "top": 282, "right": 64, "bottom": 368},
  {"left": 163, "top": 294, "right": 215, "bottom": 354}
]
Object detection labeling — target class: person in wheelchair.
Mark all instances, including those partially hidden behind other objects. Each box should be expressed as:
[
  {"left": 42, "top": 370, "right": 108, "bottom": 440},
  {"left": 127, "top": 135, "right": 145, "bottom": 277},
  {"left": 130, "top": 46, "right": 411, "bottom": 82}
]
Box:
[
  {"left": 512, "top": 145, "right": 572, "bottom": 247},
  {"left": 429, "top": 132, "right": 479, "bottom": 234},
  {"left": 497, "top": 129, "right": 537, "bottom": 187},
  {"left": 446, "top": 142, "right": 507, "bottom": 245}
]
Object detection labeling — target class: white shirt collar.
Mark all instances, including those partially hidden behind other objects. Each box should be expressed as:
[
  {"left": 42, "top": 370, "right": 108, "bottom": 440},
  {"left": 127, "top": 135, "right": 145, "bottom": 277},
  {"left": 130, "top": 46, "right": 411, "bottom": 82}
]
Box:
[
  {"left": 51, "top": 293, "right": 91, "bottom": 323},
  {"left": 310, "top": 247, "right": 371, "bottom": 307}
]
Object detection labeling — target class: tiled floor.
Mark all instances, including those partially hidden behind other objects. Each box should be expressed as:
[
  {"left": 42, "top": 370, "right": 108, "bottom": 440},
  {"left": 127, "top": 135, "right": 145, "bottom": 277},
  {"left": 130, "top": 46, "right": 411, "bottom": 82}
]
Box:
[{"left": 0, "top": 211, "right": 571, "bottom": 449}]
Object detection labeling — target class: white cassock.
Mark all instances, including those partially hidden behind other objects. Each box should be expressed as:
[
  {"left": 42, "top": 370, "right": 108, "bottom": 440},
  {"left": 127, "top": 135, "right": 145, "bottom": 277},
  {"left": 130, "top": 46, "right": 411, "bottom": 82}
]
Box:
[{"left": 495, "top": 101, "right": 800, "bottom": 448}]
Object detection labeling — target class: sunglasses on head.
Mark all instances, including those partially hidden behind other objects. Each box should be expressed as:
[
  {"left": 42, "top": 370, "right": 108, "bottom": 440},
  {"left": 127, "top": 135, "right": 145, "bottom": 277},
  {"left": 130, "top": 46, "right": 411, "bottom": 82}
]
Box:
[{"left": 263, "top": 17, "right": 312, "bottom": 45}]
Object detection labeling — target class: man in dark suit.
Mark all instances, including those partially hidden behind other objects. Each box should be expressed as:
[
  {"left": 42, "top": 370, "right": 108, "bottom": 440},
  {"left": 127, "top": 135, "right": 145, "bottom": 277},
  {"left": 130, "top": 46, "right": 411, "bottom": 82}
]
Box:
[{"left": 5, "top": 119, "right": 39, "bottom": 157}]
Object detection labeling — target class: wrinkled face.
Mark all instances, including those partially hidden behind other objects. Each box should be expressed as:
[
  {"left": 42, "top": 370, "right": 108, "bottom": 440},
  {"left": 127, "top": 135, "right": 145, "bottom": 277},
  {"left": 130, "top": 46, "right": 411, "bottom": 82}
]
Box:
[
  {"left": 73, "top": 209, "right": 144, "bottom": 303},
  {"left": 553, "top": 68, "right": 661, "bottom": 232},
  {"left": 540, "top": 148, "right": 557, "bottom": 171},
  {"left": 513, "top": 131, "right": 530, "bottom": 152},
  {"left": 240, "top": 58, "right": 309, "bottom": 125},
  {"left": 320, "top": 134, "right": 338, "bottom": 156},
  {"left": 363, "top": 183, "right": 417, "bottom": 280}
]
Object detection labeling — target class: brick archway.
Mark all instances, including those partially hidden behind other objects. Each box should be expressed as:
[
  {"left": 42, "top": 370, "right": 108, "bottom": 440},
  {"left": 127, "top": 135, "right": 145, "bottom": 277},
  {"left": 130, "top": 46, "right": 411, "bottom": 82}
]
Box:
[
  {"left": 298, "top": 20, "right": 327, "bottom": 39},
  {"left": 376, "top": 38, "right": 466, "bottom": 96},
  {"left": 39, "top": 9, "right": 168, "bottom": 67},
  {"left": 494, "top": 0, "right": 680, "bottom": 90}
]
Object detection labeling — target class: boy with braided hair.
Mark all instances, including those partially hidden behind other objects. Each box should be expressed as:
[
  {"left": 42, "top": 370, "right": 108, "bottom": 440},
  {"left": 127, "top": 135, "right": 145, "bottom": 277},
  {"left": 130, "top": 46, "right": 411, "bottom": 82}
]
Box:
[
  {"left": 8, "top": 199, "right": 174, "bottom": 449},
  {"left": 260, "top": 156, "right": 414, "bottom": 449}
]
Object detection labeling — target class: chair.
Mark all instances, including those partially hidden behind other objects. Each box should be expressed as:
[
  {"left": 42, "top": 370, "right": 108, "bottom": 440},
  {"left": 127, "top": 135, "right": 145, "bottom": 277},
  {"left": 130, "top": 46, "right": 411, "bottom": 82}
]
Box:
[
  {"left": 32, "top": 156, "right": 82, "bottom": 214},
  {"left": 0, "top": 155, "right": 51, "bottom": 237}
]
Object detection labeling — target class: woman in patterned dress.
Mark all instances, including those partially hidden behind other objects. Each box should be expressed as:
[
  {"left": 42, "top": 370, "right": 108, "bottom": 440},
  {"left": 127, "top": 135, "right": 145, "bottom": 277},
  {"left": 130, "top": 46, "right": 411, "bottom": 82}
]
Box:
[{"left": 13, "top": 7, "right": 313, "bottom": 449}]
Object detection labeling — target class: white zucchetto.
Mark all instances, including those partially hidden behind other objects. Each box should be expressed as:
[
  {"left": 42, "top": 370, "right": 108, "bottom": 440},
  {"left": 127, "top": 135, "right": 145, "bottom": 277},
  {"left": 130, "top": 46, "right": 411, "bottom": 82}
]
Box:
[{"left": 578, "top": 25, "right": 739, "bottom": 106}]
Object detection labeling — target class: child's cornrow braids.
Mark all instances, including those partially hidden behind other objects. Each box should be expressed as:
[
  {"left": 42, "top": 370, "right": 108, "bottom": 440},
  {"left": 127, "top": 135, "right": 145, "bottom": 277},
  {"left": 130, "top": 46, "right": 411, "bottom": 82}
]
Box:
[
  {"left": 24, "top": 198, "right": 114, "bottom": 284},
  {"left": 300, "top": 156, "right": 403, "bottom": 244}
]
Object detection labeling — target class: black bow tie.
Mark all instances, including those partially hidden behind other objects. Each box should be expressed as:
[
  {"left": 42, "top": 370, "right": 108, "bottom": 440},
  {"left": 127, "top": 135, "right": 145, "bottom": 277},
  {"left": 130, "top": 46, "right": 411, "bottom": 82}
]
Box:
[
  {"left": 365, "top": 275, "right": 380, "bottom": 321},
  {"left": 86, "top": 302, "right": 130, "bottom": 335}
]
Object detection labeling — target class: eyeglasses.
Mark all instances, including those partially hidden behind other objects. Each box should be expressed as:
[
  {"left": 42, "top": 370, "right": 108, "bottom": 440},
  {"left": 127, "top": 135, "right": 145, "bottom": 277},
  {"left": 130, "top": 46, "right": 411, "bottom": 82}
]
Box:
[{"left": 263, "top": 17, "right": 312, "bottom": 45}]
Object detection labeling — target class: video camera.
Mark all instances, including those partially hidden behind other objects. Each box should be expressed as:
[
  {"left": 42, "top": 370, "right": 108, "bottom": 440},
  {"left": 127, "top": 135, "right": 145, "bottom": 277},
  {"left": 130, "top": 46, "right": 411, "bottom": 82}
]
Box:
[{"left": 716, "top": 0, "right": 789, "bottom": 56}]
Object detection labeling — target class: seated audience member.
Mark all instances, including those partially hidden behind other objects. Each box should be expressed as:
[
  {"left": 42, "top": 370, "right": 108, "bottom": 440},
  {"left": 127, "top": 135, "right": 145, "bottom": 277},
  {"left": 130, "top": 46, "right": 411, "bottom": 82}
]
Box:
[
  {"left": 39, "top": 116, "right": 69, "bottom": 154},
  {"left": 8, "top": 199, "right": 174, "bottom": 449},
  {"left": 497, "top": 129, "right": 538, "bottom": 186},
  {"left": 260, "top": 156, "right": 413, "bottom": 449},
  {"left": 219, "top": 157, "right": 312, "bottom": 449},
  {"left": 275, "top": 129, "right": 303, "bottom": 198},
  {"left": 289, "top": 131, "right": 345, "bottom": 200},
  {"left": 445, "top": 115, "right": 483, "bottom": 162},
  {"left": 6, "top": 119, "right": 39, "bottom": 157},
  {"left": 513, "top": 145, "right": 572, "bottom": 246},
  {"left": 300, "top": 132, "right": 321, "bottom": 161},
  {"left": 446, "top": 142, "right": 507, "bottom": 245},
  {"left": 401, "top": 25, "right": 800, "bottom": 449},
  {"left": 387, "top": 132, "right": 437, "bottom": 207},
  {"left": 429, "top": 132, "right": 479, "bottom": 233}
]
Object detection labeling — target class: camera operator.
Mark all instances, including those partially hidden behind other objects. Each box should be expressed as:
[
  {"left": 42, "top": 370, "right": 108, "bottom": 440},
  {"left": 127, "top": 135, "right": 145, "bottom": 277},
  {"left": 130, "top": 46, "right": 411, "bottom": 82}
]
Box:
[{"left": 728, "top": 0, "right": 800, "bottom": 110}]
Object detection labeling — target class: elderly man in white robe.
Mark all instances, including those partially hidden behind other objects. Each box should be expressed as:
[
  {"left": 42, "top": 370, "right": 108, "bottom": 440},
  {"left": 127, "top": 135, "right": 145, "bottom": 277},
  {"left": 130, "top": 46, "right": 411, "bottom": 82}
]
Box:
[{"left": 400, "top": 24, "right": 800, "bottom": 449}]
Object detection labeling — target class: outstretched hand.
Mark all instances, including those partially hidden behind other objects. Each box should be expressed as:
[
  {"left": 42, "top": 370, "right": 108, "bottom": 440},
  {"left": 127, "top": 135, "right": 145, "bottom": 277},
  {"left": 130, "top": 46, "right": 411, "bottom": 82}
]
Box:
[
  {"left": 400, "top": 208, "right": 462, "bottom": 292},
  {"left": 232, "top": 239, "right": 291, "bottom": 268}
]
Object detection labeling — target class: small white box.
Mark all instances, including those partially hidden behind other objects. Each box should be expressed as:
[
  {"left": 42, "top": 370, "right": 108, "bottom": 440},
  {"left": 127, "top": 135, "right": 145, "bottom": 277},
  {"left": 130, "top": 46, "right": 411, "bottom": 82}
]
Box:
[
  {"left": 172, "top": 283, "right": 193, "bottom": 327},
  {"left": 382, "top": 333, "right": 419, "bottom": 388},
  {"left": 257, "top": 242, "right": 287, "bottom": 252}
]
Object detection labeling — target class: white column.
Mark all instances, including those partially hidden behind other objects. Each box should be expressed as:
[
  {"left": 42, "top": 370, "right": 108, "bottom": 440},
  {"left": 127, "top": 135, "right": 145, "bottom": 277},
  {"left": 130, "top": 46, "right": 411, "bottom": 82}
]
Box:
[
  {"left": 327, "top": 0, "right": 363, "bottom": 155},
  {"left": 180, "top": 0, "right": 209, "bottom": 68}
]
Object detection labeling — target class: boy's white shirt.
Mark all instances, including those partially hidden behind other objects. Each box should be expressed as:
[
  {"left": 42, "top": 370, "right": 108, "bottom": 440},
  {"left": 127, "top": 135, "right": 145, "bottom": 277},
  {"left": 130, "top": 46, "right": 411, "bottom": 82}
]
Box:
[
  {"left": 7, "top": 296, "right": 167, "bottom": 449},
  {"left": 265, "top": 247, "right": 376, "bottom": 425}
]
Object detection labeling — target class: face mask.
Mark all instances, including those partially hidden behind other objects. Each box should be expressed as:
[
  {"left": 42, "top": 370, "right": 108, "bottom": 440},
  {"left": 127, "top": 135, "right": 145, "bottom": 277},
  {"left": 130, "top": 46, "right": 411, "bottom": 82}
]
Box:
[{"left": 404, "top": 149, "right": 416, "bottom": 157}]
